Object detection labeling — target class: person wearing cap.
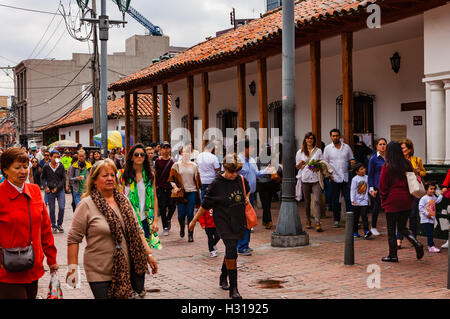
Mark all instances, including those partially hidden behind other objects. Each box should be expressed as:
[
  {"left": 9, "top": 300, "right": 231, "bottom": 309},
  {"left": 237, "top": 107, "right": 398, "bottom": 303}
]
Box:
[
  {"left": 61, "top": 149, "right": 72, "bottom": 193},
  {"left": 155, "top": 142, "right": 176, "bottom": 235},
  {"left": 69, "top": 149, "right": 92, "bottom": 208}
]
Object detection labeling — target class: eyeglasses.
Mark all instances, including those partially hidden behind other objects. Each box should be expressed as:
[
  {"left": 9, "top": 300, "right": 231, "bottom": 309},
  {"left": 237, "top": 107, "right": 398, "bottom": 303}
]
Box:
[{"left": 134, "top": 152, "right": 146, "bottom": 157}]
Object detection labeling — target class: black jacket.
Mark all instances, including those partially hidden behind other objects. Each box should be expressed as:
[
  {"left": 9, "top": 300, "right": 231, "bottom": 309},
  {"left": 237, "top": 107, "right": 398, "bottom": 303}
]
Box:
[
  {"left": 201, "top": 173, "right": 250, "bottom": 240},
  {"left": 41, "top": 162, "right": 66, "bottom": 193}
]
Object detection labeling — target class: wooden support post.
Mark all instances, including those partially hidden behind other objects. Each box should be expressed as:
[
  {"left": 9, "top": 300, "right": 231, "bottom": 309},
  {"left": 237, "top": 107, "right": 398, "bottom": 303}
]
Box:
[
  {"left": 187, "top": 75, "right": 195, "bottom": 142},
  {"left": 201, "top": 72, "right": 209, "bottom": 149},
  {"left": 132, "top": 91, "right": 138, "bottom": 145},
  {"left": 342, "top": 32, "right": 354, "bottom": 149},
  {"left": 310, "top": 41, "right": 322, "bottom": 147},
  {"left": 124, "top": 93, "right": 131, "bottom": 155},
  {"left": 237, "top": 64, "right": 247, "bottom": 140},
  {"left": 152, "top": 86, "right": 159, "bottom": 143},
  {"left": 162, "top": 83, "right": 169, "bottom": 142},
  {"left": 258, "top": 58, "right": 268, "bottom": 145}
]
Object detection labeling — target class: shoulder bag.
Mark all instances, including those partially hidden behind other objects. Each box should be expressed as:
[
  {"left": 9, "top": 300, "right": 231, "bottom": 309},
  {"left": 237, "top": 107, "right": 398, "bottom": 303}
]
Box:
[
  {"left": 0, "top": 197, "right": 35, "bottom": 273},
  {"left": 406, "top": 171, "right": 426, "bottom": 199},
  {"left": 241, "top": 176, "right": 258, "bottom": 230}
]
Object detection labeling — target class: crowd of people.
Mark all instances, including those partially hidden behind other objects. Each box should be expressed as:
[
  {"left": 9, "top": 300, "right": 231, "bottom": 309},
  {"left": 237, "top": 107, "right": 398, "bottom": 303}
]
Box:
[{"left": 0, "top": 130, "right": 449, "bottom": 299}]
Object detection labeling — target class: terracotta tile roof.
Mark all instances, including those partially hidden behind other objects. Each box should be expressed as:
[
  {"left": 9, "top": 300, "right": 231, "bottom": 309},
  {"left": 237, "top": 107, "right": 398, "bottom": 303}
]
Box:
[
  {"left": 36, "top": 94, "right": 171, "bottom": 132},
  {"left": 109, "top": 0, "right": 375, "bottom": 91}
]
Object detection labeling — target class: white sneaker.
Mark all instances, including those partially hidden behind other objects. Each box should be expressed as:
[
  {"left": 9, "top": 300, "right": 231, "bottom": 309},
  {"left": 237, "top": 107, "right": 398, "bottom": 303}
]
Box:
[
  {"left": 162, "top": 229, "right": 169, "bottom": 236},
  {"left": 441, "top": 241, "right": 448, "bottom": 249},
  {"left": 212, "top": 245, "right": 217, "bottom": 251},
  {"left": 371, "top": 228, "right": 380, "bottom": 236},
  {"left": 428, "top": 246, "right": 440, "bottom": 253},
  {"left": 209, "top": 250, "right": 218, "bottom": 258}
]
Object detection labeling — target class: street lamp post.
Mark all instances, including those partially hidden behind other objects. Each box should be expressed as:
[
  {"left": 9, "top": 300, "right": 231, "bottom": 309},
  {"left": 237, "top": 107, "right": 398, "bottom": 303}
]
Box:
[{"left": 271, "top": 0, "right": 309, "bottom": 247}]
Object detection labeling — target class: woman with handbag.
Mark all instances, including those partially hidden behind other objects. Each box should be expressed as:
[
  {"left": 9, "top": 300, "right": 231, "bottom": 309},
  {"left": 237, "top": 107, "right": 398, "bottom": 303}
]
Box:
[
  {"left": 189, "top": 153, "right": 250, "bottom": 299},
  {"left": 168, "top": 145, "right": 201, "bottom": 242},
  {"left": 117, "top": 144, "right": 160, "bottom": 248},
  {"left": 379, "top": 142, "right": 424, "bottom": 262},
  {"left": 396, "top": 139, "right": 426, "bottom": 248},
  {"left": 0, "top": 148, "right": 58, "bottom": 299},
  {"left": 66, "top": 159, "right": 158, "bottom": 299},
  {"left": 295, "top": 132, "right": 324, "bottom": 232}
]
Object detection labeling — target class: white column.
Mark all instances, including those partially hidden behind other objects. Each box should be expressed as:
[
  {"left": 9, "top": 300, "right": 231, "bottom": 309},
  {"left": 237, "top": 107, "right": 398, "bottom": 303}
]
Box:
[
  {"left": 444, "top": 80, "right": 450, "bottom": 164},
  {"left": 429, "top": 81, "right": 446, "bottom": 164}
]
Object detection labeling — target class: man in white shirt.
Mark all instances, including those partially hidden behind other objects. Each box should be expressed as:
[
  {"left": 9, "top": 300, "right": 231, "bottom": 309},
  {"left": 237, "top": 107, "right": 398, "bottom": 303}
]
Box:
[
  {"left": 323, "top": 129, "right": 355, "bottom": 227},
  {"left": 197, "top": 141, "right": 221, "bottom": 200}
]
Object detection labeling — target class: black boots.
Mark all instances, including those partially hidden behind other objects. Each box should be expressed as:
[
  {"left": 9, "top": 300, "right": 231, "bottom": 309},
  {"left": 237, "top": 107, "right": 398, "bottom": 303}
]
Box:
[
  {"left": 219, "top": 262, "right": 229, "bottom": 290},
  {"left": 227, "top": 269, "right": 242, "bottom": 299},
  {"left": 381, "top": 256, "right": 399, "bottom": 262},
  {"left": 179, "top": 219, "right": 185, "bottom": 238},
  {"left": 406, "top": 234, "right": 424, "bottom": 260},
  {"left": 188, "top": 231, "right": 194, "bottom": 242}
]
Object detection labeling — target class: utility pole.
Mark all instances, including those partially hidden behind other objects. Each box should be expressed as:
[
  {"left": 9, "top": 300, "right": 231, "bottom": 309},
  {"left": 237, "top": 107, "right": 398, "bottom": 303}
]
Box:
[
  {"left": 91, "top": 0, "right": 100, "bottom": 136},
  {"left": 271, "top": 0, "right": 309, "bottom": 248},
  {"left": 230, "top": 8, "right": 237, "bottom": 30},
  {"left": 82, "top": 1, "right": 126, "bottom": 156}
]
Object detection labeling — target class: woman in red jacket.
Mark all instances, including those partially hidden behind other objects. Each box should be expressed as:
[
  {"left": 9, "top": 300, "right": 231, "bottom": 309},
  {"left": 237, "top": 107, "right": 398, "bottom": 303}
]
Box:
[
  {"left": 379, "top": 142, "right": 424, "bottom": 262},
  {"left": 0, "top": 148, "right": 58, "bottom": 299}
]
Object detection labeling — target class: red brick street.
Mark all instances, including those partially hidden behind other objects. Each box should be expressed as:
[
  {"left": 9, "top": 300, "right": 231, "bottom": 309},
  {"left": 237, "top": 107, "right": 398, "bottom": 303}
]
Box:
[{"left": 37, "top": 193, "right": 450, "bottom": 299}]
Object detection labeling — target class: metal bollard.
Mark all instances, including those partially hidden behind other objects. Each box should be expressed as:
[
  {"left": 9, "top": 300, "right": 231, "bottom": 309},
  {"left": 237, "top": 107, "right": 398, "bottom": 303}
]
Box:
[{"left": 344, "top": 211, "right": 354, "bottom": 265}]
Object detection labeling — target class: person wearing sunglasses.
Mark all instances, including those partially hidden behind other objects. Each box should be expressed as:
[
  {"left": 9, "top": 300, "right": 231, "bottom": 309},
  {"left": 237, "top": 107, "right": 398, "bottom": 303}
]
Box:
[
  {"left": 39, "top": 151, "right": 51, "bottom": 169},
  {"left": 117, "top": 144, "right": 160, "bottom": 259}
]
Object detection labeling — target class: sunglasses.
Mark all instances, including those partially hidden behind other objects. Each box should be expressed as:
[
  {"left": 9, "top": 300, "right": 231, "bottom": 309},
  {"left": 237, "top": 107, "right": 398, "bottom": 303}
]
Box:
[{"left": 134, "top": 152, "right": 146, "bottom": 158}]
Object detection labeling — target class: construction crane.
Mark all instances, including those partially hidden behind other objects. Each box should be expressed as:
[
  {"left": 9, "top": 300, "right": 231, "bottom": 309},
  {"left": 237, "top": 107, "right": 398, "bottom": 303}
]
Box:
[{"left": 112, "top": 0, "right": 163, "bottom": 36}]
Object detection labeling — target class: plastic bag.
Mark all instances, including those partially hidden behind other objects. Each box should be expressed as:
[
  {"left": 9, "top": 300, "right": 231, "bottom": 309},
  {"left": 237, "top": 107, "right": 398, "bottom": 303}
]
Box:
[
  {"left": 147, "top": 232, "right": 162, "bottom": 250},
  {"left": 47, "top": 271, "right": 64, "bottom": 299},
  {"left": 65, "top": 264, "right": 81, "bottom": 289}
]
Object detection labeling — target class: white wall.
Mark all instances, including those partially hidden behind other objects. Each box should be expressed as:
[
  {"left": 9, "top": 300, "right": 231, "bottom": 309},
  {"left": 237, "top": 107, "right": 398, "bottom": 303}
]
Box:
[
  {"left": 170, "top": 36, "right": 427, "bottom": 159},
  {"left": 58, "top": 119, "right": 122, "bottom": 147}
]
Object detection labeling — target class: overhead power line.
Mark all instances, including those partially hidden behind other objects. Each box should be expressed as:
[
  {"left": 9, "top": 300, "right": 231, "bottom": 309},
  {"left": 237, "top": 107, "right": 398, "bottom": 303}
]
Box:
[{"left": 0, "top": 3, "right": 64, "bottom": 16}]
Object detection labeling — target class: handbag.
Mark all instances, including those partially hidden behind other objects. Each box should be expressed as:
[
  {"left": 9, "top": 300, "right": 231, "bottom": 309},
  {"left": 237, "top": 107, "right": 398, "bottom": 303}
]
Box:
[
  {"left": 406, "top": 171, "right": 426, "bottom": 199},
  {"left": 271, "top": 172, "right": 282, "bottom": 184},
  {"left": 0, "top": 197, "right": 35, "bottom": 273},
  {"left": 241, "top": 176, "right": 258, "bottom": 229}
]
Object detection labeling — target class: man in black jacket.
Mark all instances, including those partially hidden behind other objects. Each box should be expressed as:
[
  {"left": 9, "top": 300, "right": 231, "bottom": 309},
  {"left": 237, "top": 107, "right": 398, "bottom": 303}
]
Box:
[{"left": 41, "top": 151, "right": 66, "bottom": 233}]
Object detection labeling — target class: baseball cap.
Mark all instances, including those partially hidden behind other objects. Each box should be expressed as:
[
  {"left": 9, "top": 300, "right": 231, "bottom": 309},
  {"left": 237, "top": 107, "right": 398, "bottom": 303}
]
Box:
[{"left": 161, "top": 142, "right": 171, "bottom": 148}]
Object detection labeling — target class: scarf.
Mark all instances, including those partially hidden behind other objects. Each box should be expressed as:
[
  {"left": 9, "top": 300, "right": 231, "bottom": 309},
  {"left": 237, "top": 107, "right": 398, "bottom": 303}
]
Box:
[{"left": 90, "top": 187, "right": 149, "bottom": 299}]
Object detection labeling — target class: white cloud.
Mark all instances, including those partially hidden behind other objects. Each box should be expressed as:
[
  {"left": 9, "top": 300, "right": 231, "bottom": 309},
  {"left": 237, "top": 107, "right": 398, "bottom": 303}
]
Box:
[{"left": 0, "top": 0, "right": 266, "bottom": 96}]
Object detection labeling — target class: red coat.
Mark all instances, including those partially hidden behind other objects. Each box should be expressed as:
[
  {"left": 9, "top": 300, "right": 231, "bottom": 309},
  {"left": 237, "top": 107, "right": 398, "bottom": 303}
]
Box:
[
  {"left": 0, "top": 181, "right": 57, "bottom": 283},
  {"left": 198, "top": 209, "right": 216, "bottom": 229},
  {"left": 379, "top": 164, "right": 414, "bottom": 213},
  {"left": 442, "top": 169, "right": 450, "bottom": 199}
]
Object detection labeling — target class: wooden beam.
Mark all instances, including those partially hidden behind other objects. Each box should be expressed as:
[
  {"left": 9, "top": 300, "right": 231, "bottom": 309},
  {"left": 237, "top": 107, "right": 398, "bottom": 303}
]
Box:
[
  {"left": 162, "top": 83, "right": 169, "bottom": 142},
  {"left": 124, "top": 93, "right": 131, "bottom": 155},
  {"left": 201, "top": 72, "right": 209, "bottom": 148},
  {"left": 237, "top": 64, "right": 247, "bottom": 137},
  {"left": 257, "top": 58, "right": 268, "bottom": 143},
  {"left": 310, "top": 40, "right": 322, "bottom": 147},
  {"left": 132, "top": 91, "right": 138, "bottom": 145},
  {"left": 401, "top": 101, "right": 426, "bottom": 112},
  {"left": 342, "top": 32, "right": 354, "bottom": 149},
  {"left": 152, "top": 86, "right": 159, "bottom": 143},
  {"left": 187, "top": 75, "right": 194, "bottom": 141}
]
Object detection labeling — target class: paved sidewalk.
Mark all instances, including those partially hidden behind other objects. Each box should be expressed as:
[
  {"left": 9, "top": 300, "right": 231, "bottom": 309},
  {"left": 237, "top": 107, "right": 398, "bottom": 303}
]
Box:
[{"left": 37, "top": 193, "right": 450, "bottom": 299}]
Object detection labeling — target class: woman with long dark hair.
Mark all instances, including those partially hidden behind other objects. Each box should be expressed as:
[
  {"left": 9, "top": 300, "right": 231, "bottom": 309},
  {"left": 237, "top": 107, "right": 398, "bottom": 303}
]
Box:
[
  {"left": 379, "top": 141, "right": 424, "bottom": 262},
  {"left": 117, "top": 144, "right": 160, "bottom": 250},
  {"left": 296, "top": 132, "right": 324, "bottom": 231}
]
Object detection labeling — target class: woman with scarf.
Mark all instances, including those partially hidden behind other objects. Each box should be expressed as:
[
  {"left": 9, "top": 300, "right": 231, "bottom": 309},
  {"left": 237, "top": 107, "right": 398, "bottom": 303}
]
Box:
[
  {"left": 117, "top": 144, "right": 160, "bottom": 249},
  {"left": 67, "top": 159, "right": 158, "bottom": 299}
]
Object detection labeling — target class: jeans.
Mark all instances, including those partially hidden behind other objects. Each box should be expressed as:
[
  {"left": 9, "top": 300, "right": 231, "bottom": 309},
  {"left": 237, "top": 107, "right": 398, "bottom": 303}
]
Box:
[
  {"left": 302, "top": 182, "right": 321, "bottom": 224},
  {"left": 370, "top": 190, "right": 381, "bottom": 228},
  {"left": 257, "top": 182, "right": 274, "bottom": 224},
  {"left": 157, "top": 188, "right": 176, "bottom": 229},
  {"left": 141, "top": 218, "right": 150, "bottom": 239},
  {"left": 73, "top": 191, "right": 82, "bottom": 208},
  {"left": 330, "top": 181, "right": 352, "bottom": 223},
  {"left": 324, "top": 178, "right": 332, "bottom": 210},
  {"left": 238, "top": 193, "right": 256, "bottom": 252},
  {"left": 421, "top": 223, "right": 435, "bottom": 248},
  {"left": 396, "top": 198, "right": 419, "bottom": 240},
  {"left": 353, "top": 205, "right": 369, "bottom": 232},
  {"left": 200, "top": 184, "right": 209, "bottom": 201},
  {"left": 177, "top": 191, "right": 197, "bottom": 223},
  {"left": 386, "top": 210, "right": 412, "bottom": 258},
  {"left": 47, "top": 189, "right": 65, "bottom": 227}
]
